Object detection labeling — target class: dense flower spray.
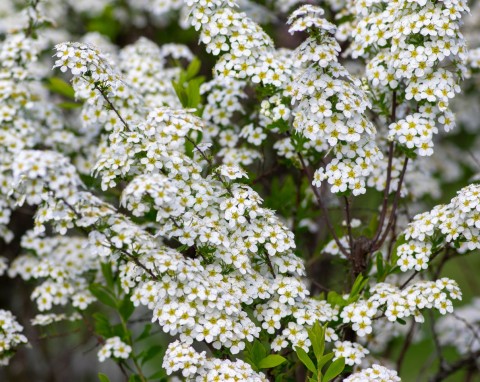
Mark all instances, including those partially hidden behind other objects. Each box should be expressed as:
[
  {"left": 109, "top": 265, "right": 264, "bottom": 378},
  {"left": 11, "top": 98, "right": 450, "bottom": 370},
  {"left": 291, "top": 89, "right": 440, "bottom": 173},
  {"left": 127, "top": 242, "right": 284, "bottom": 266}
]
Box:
[{"left": 0, "top": 0, "right": 479, "bottom": 380}]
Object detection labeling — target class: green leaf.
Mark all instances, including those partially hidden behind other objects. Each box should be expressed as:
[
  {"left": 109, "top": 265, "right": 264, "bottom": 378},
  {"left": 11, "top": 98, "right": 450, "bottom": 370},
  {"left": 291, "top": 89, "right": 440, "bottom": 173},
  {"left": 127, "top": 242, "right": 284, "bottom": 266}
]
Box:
[
  {"left": 295, "top": 347, "right": 317, "bottom": 376},
  {"left": 141, "top": 345, "right": 163, "bottom": 366},
  {"left": 397, "top": 318, "right": 407, "bottom": 325},
  {"left": 148, "top": 370, "right": 167, "bottom": 380},
  {"left": 186, "top": 77, "right": 204, "bottom": 108},
  {"left": 250, "top": 340, "right": 267, "bottom": 365},
  {"left": 317, "top": 353, "right": 334, "bottom": 372},
  {"left": 89, "top": 283, "right": 117, "bottom": 308},
  {"left": 327, "top": 291, "right": 347, "bottom": 307},
  {"left": 258, "top": 354, "right": 287, "bottom": 369},
  {"left": 323, "top": 358, "right": 345, "bottom": 382},
  {"left": 119, "top": 294, "right": 135, "bottom": 321},
  {"left": 390, "top": 235, "right": 406, "bottom": 265},
  {"left": 375, "top": 252, "right": 385, "bottom": 281},
  {"left": 128, "top": 375, "right": 142, "bottom": 382},
  {"left": 98, "top": 373, "right": 110, "bottom": 382},
  {"left": 101, "top": 262, "right": 115, "bottom": 288},
  {"left": 186, "top": 57, "right": 201, "bottom": 80},
  {"left": 307, "top": 322, "right": 325, "bottom": 362},
  {"left": 93, "top": 312, "right": 112, "bottom": 338},
  {"left": 46, "top": 77, "right": 75, "bottom": 99},
  {"left": 57, "top": 101, "right": 82, "bottom": 109},
  {"left": 136, "top": 324, "right": 152, "bottom": 341}
]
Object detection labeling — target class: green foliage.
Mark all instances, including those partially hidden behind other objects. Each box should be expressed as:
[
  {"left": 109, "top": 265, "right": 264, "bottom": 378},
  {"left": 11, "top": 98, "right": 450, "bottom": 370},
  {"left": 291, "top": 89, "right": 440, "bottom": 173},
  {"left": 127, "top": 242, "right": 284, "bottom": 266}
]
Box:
[
  {"left": 45, "top": 77, "right": 76, "bottom": 99},
  {"left": 172, "top": 57, "right": 205, "bottom": 111},
  {"left": 98, "top": 373, "right": 110, "bottom": 382},
  {"left": 89, "top": 283, "right": 117, "bottom": 308},
  {"left": 294, "top": 322, "right": 345, "bottom": 382},
  {"left": 244, "top": 340, "right": 286, "bottom": 372}
]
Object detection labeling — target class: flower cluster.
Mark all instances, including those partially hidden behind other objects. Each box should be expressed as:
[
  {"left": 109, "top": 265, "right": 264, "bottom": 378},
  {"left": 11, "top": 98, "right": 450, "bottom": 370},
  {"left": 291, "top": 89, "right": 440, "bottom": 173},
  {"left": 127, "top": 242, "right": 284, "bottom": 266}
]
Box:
[
  {"left": 341, "top": 0, "right": 469, "bottom": 156},
  {"left": 9, "top": 233, "right": 97, "bottom": 311},
  {"left": 333, "top": 340, "right": 369, "bottom": 366},
  {"left": 397, "top": 183, "right": 480, "bottom": 272},
  {"left": 98, "top": 337, "right": 132, "bottom": 362},
  {"left": 288, "top": 5, "right": 382, "bottom": 195},
  {"left": 344, "top": 364, "right": 401, "bottom": 382},
  {"left": 341, "top": 279, "right": 461, "bottom": 337},
  {"left": 163, "top": 340, "right": 267, "bottom": 381},
  {"left": 436, "top": 298, "right": 480, "bottom": 355},
  {"left": 0, "top": 310, "right": 27, "bottom": 366}
]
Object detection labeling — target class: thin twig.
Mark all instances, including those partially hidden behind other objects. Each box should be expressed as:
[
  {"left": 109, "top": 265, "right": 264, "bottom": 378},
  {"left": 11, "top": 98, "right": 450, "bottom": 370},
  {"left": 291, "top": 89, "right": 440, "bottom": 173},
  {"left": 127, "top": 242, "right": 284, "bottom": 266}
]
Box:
[
  {"left": 396, "top": 320, "right": 416, "bottom": 372},
  {"left": 297, "top": 152, "right": 349, "bottom": 257},
  {"left": 372, "top": 157, "right": 409, "bottom": 251},
  {"left": 344, "top": 196, "right": 354, "bottom": 251},
  {"left": 372, "top": 141, "right": 395, "bottom": 245}
]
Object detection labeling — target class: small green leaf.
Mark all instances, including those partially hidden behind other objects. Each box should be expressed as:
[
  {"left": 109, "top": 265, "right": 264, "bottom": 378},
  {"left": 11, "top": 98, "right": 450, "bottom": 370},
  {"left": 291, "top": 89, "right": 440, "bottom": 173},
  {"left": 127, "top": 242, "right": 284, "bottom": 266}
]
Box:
[
  {"left": 186, "top": 57, "right": 201, "bottom": 80},
  {"left": 250, "top": 340, "right": 267, "bottom": 365},
  {"left": 101, "top": 262, "right": 115, "bottom": 288},
  {"left": 57, "top": 101, "right": 82, "bottom": 109},
  {"left": 119, "top": 294, "right": 135, "bottom": 321},
  {"left": 295, "top": 347, "right": 317, "bottom": 376},
  {"left": 258, "top": 354, "right": 287, "bottom": 369},
  {"left": 93, "top": 312, "right": 112, "bottom": 338},
  {"left": 317, "top": 353, "right": 334, "bottom": 372},
  {"left": 141, "top": 345, "right": 163, "bottom": 366},
  {"left": 397, "top": 318, "right": 407, "bottom": 325},
  {"left": 89, "top": 283, "right": 117, "bottom": 308},
  {"left": 307, "top": 322, "right": 325, "bottom": 362},
  {"left": 376, "top": 252, "right": 385, "bottom": 280},
  {"left": 323, "top": 357, "right": 345, "bottom": 382},
  {"left": 98, "top": 373, "right": 110, "bottom": 382},
  {"left": 136, "top": 324, "right": 152, "bottom": 341},
  {"left": 46, "top": 77, "right": 76, "bottom": 99}
]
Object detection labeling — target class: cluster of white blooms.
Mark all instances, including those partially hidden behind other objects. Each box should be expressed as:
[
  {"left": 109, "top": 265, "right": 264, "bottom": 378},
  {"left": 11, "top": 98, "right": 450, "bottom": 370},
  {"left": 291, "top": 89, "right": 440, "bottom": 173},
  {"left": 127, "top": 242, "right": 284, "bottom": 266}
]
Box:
[
  {"left": 0, "top": 310, "right": 27, "bottom": 366},
  {"left": 119, "top": 38, "right": 193, "bottom": 110},
  {"left": 31, "top": 312, "right": 82, "bottom": 326},
  {"left": 340, "top": 0, "right": 469, "bottom": 156},
  {"left": 163, "top": 340, "right": 267, "bottom": 381},
  {"left": 287, "top": 5, "right": 381, "bottom": 196},
  {"left": 2, "top": 36, "right": 343, "bottom": 370},
  {"left": 397, "top": 183, "right": 480, "bottom": 272},
  {"left": 344, "top": 364, "right": 401, "bottom": 382},
  {"left": 97, "top": 337, "right": 132, "bottom": 362},
  {"left": 0, "top": 3, "right": 77, "bottom": 242},
  {"left": 436, "top": 298, "right": 480, "bottom": 355},
  {"left": 258, "top": 299, "right": 339, "bottom": 351},
  {"left": 333, "top": 340, "right": 369, "bottom": 366},
  {"left": 8, "top": 233, "right": 97, "bottom": 311},
  {"left": 340, "top": 279, "right": 461, "bottom": 337}
]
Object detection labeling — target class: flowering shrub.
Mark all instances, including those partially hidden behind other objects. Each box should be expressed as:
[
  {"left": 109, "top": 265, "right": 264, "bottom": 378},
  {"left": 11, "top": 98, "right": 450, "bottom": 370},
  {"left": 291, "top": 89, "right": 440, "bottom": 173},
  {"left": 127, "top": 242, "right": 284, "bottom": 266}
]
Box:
[{"left": 1, "top": 0, "right": 480, "bottom": 381}]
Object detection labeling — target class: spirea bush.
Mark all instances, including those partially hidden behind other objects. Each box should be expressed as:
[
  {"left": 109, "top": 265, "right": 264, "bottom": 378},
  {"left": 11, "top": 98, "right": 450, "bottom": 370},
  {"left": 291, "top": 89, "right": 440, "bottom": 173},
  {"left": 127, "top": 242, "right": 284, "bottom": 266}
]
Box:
[{"left": 1, "top": 0, "right": 480, "bottom": 381}]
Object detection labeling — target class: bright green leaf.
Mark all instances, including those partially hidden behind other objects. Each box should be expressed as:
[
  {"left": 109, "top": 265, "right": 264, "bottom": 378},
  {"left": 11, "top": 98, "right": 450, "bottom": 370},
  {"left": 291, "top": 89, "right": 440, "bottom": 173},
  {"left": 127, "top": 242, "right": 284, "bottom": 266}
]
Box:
[
  {"left": 317, "top": 353, "right": 334, "bottom": 372},
  {"left": 141, "top": 345, "right": 163, "bottom": 366},
  {"left": 89, "top": 283, "right": 117, "bottom": 308},
  {"left": 46, "top": 77, "right": 76, "bottom": 99},
  {"left": 295, "top": 347, "right": 317, "bottom": 376},
  {"left": 98, "top": 373, "right": 110, "bottom": 382},
  {"left": 258, "top": 354, "right": 287, "bottom": 369},
  {"left": 323, "top": 357, "right": 345, "bottom": 382},
  {"left": 250, "top": 340, "right": 267, "bottom": 365}
]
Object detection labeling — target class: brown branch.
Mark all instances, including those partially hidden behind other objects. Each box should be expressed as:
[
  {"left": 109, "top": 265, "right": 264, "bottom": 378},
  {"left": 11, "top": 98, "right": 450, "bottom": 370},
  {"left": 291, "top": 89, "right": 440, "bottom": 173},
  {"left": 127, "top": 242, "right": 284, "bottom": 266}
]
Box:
[
  {"left": 297, "top": 152, "right": 349, "bottom": 257},
  {"left": 429, "top": 350, "right": 480, "bottom": 382},
  {"left": 372, "top": 156, "right": 409, "bottom": 251},
  {"left": 372, "top": 141, "right": 395, "bottom": 245},
  {"left": 396, "top": 320, "right": 416, "bottom": 372},
  {"left": 344, "top": 196, "right": 354, "bottom": 251}
]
